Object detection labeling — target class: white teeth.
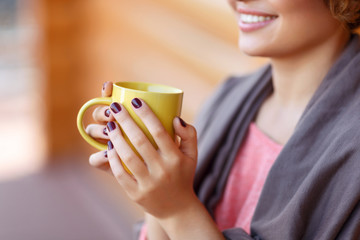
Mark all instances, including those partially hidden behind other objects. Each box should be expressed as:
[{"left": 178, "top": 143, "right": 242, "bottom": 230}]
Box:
[{"left": 240, "top": 14, "right": 276, "bottom": 23}]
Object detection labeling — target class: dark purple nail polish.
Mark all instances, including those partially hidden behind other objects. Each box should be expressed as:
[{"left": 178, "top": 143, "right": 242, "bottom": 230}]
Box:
[
  {"left": 179, "top": 117, "right": 187, "bottom": 127},
  {"left": 107, "top": 141, "right": 114, "bottom": 150},
  {"left": 131, "top": 98, "right": 142, "bottom": 109},
  {"left": 103, "top": 128, "right": 108, "bottom": 136},
  {"left": 104, "top": 151, "right": 108, "bottom": 158},
  {"left": 110, "top": 102, "right": 122, "bottom": 113},
  {"left": 105, "top": 109, "right": 111, "bottom": 117},
  {"left": 107, "top": 121, "right": 116, "bottom": 132}
]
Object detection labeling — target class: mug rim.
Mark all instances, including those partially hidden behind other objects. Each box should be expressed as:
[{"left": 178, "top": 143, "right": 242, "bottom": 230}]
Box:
[{"left": 114, "top": 81, "right": 183, "bottom": 95}]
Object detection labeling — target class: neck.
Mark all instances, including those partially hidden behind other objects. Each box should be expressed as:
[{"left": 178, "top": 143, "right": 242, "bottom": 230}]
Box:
[{"left": 269, "top": 29, "right": 350, "bottom": 108}]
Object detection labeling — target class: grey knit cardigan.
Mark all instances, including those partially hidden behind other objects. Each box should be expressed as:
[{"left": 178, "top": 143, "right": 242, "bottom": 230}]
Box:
[{"left": 194, "top": 34, "right": 360, "bottom": 240}]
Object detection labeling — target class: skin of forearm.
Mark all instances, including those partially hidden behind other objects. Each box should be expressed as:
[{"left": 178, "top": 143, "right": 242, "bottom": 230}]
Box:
[
  {"left": 157, "top": 197, "right": 225, "bottom": 240},
  {"left": 146, "top": 213, "right": 170, "bottom": 240}
]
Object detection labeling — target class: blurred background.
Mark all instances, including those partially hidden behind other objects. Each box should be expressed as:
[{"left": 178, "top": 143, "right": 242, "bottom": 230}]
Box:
[{"left": 0, "top": 0, "right": 265, "bottom": 239}]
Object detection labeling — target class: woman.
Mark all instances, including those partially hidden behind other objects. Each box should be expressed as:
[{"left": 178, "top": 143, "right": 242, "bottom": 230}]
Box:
[{"left": 86, "top": 0, "right": 360, "bottom": 239}]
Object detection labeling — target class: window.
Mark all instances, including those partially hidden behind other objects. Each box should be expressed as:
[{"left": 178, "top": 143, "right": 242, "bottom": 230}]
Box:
[{"left": 0, "top": 0, "right": 45, "bottom": 181}]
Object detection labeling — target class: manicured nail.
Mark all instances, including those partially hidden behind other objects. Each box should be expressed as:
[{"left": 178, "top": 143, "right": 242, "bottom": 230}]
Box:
[
  {"left": 110, "top": 102, "right": 122, "bottom": 113},
  {"left": 105, "top": 108, "right": 111, "bottom": 117},
  {"left": 131, "top": 98, "right": 142, "bottom": 109},
  {"left": 107, "top": 121, "right": 116, "bottom": 132},
  {"left": 103, "top": 128, "right": 108, "bottom": 136},
  {"left": 107, "top": 141, "right": 114, "bottom": 150},
  {"left": 179, "top": 117, "right": 187, "bottom": 127},
  {"left": 104, "top": 151, "right": 108, "bottom": 158}
]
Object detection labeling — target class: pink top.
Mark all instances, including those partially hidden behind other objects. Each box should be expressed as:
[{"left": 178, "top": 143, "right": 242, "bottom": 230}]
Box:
[
  {"left": 139, "top": 123, "right": 282, "bottom": 239},
  {"left": 214, "top": 122, "right": 283, "bottom": 233}
]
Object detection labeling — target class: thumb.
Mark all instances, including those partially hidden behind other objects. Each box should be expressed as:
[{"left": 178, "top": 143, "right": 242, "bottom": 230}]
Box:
[
  {"left": 173, "top": 117, "right": 197, "bottom": 160},
  {"left": 101, "top": 81, "right": 113, "bottom": 97}
]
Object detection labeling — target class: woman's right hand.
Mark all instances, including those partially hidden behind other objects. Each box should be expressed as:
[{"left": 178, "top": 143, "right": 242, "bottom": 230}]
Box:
[{"left": 87, "top": 81, "right": 114, "bottom": 174}]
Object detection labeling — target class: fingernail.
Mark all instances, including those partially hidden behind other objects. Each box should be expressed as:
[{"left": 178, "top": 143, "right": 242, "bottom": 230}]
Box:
[
  {"left": 105, "top": 108, "right": 111, "bottom": 117},
  {"left": 103, "top": 128, "right": 108, "bottom": 136},
  {"left": 108, "top": 141, "right": 114, "bottom": 150},
  {"left": 104, "top": 151, "right": 108, "bottom": 158},
  {"left": 102, "top": 82, "right": 106, "bottom": 91},
  {"left": 131, "top": 98, "right": 142, "bottom": 109},
  {"left": 107, "top": 121, "right": 116, "bottom": 132},
  {"left": 110, "top": 102, "right": 122, "bottom": 113},
  {"left": 179, "top": 117, "right": 187, "bottom": 127}
]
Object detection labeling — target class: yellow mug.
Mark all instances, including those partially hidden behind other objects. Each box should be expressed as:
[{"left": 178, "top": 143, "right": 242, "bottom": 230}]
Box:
[{"left": 77, "top": 81, "right": 183, "bottom": 153}]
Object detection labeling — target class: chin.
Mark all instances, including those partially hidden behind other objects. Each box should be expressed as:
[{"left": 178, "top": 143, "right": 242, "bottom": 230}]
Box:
[
  {"left": 241, "top": 48, "right": 267, "bottom": 57},
  {"left": 238, "top": 36, "right": 284, "bottom": 58},
  {"left": 238, "top": 39, "right": 270, "bottom": 57}
]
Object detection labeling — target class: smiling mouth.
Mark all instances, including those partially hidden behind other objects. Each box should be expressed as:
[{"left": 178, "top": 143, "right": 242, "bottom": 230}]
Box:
[
  {"left": 240, "top": 14, "right": 277, "bottom": 24},
  {"left": 236, "top": 9, "right": 278, "bottom": 32}
]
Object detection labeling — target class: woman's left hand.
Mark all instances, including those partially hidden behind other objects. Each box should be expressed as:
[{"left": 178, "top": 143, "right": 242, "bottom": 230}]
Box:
[{"left": 106, "top": 98, "right": 198, "bottom": 219}]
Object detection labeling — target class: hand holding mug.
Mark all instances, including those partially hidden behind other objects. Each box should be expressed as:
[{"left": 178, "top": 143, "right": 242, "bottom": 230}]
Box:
[
  {"left": 80, "top": 82, "right": 211, "bottom": 239},
  {"left": 77, "top": 81, "right": 183, "bottom": 172}
]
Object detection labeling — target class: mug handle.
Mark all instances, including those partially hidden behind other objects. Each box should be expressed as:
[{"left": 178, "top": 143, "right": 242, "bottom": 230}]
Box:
[{"left": 77, "top": 97, "right": 112, "bottom": 150}]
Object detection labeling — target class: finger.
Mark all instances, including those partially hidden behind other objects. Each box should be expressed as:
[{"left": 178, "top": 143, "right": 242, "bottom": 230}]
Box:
[
  {"left": 130, "top": 98, "right": 180, "bottom": 157},
  {"left": 109, "top": 102, "right": 159, "bottom": 169},
  {"left": 101, "top": 81, "right": 113, "bottom": 97},
  {"left": 89, "top": 151, "right": 113, "bottom": 174},
  {"left": 174, "top": 117, "right": 198, "bottom": 160},
  {"left": 86, "top": 123, "right": 110, "bottom": 140},
  {"left": 107, "top": 140, "right": 138, "bottom": 191},
  {"left": 106, "top": 121, "right": 149, "bottom": 179},
  {"left": 92, "top": 106, "right": 114, "bottom": 123}
]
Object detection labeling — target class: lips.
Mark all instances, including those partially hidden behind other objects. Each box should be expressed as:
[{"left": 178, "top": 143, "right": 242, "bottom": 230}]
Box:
[{"left": 236, "top": 8, "right": 278, "bottom": 32}]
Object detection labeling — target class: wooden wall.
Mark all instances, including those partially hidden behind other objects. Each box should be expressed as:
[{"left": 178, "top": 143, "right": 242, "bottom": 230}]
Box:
[{"left": 41, "top": 0, "right": 266, "bottom": 158}]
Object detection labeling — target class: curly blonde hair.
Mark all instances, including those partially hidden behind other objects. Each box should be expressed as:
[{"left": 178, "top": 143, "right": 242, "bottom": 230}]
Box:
[{"left": 324, "top": 0, "right": 360, "bottom": 30}]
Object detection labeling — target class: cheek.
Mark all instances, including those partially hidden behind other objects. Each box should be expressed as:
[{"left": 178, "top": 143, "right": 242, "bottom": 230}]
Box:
[
  {"left": 239, "top": 0, "right": 341, "bottom": 57},
  {"left": 278, "top": 6, "right": 340, "bottom": 47},
  {"left": 278, "top": 0, "right": 339, "bottom": 35}
]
